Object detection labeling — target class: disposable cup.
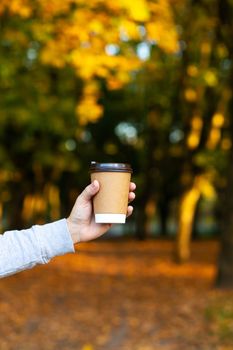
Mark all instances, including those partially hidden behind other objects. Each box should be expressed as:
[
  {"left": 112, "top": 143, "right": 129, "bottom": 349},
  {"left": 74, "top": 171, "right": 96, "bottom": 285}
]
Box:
[{"left": 90, "top": 162, "right": 133, "bottom": 223}]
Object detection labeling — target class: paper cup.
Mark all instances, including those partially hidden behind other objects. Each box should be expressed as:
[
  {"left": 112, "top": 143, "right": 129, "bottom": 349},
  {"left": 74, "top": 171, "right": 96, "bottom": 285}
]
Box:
[{"left": 90, "top": 162, "right": 133, "bottom": 223}]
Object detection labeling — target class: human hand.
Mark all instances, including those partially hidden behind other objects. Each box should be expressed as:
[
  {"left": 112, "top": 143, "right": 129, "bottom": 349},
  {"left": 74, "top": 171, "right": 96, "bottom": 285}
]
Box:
[{"left": 66, "top": 180, "right": 136, "bottom": 244}]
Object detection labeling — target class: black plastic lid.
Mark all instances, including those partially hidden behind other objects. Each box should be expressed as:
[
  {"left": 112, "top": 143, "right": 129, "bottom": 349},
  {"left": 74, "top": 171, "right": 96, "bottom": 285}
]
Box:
[{"left": 90, "top": 161, "right": 133, "bottom": 173}]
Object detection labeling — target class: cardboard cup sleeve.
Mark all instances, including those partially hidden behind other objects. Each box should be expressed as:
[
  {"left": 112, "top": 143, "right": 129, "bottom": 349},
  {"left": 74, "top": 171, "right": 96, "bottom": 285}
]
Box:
[{"left": 90, "top": 171, "right": 132, "bottom": 224}]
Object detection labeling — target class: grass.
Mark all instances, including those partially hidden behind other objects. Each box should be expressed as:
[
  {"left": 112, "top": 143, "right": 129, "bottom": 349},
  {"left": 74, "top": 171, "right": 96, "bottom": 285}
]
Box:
[{"left": 206, "top": 297, "right": 233, "bottom": 345}]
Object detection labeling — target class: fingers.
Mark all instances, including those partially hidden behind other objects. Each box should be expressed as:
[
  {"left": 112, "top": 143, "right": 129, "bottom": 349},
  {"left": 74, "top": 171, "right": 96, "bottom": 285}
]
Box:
[
  {"left": 78, "top": 180, "right": 100, "bottom": 203},
  {"left": 127, "top": 182, "right": 135, "bottom": 216},
  {"left": 127, "top": 205, "right": 134, "bottom": 217},
  {"left": 129, "top": 182, "right": 136, "bottom": 203},
  {"left": 130, "top": 182, "right": 136, "bottom": 191},
  {"left": 78, "top": 180, "right": 135, "bottom": 205},
  {"left": 128, "top": 192, "right": 135, "bottom": 202}
]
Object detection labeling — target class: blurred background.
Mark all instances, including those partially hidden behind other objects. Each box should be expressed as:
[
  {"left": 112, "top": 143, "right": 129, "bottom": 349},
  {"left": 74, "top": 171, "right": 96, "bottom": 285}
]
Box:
[{"left": 0, "top": 0, "right": 233, "bottom": 349}]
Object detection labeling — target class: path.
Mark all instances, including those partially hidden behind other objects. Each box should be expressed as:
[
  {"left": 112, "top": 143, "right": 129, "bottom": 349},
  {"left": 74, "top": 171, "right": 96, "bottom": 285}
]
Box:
[{"left": 0, "top": 239, "right": 231, "bottom": 350}]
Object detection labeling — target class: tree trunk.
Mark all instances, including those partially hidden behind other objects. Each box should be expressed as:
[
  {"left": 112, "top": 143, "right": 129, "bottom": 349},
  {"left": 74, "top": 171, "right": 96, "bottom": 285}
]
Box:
[
  {"left": 216, "top": 147, "right": 233, "bottom": 287},
  {"left": 135, "top": 204, "right": 148, "bottom": 240},
  {"left": 215, "top": 0, "right": 233, "bottom": 287},
  {"left": 158, "top": 198, "right": 169, "bottom": 236},
  {"left": 175, "top": 176, "right": 201, "bottom": 263},
  {"left": 8, "top": 183, "right": 26, "bottom": 230}
]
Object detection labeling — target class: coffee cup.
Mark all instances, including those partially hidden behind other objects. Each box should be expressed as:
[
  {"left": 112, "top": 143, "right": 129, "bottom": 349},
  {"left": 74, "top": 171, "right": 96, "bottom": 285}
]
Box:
[{"left": 90, "top": 162, "right": 133, "bottom": 223}]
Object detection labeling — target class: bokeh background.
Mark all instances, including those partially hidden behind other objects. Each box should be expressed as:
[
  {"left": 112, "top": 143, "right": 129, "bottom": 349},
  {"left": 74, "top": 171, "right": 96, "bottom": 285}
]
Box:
[{"left": 0, "top": 1, "right": 233, "bottom": 349}]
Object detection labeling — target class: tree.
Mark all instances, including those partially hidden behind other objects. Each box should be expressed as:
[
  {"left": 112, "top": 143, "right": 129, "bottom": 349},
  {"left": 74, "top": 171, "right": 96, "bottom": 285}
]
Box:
[
  {"left": 215, "top": 0, "right": 233, "bottom": 288},
  {"left": 0, "top": 0, "right": 179, "bottom": 228}
]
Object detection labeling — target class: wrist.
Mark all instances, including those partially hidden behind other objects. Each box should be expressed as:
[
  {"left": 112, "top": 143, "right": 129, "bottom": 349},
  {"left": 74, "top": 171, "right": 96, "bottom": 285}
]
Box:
[{"left": 66, "top": 218, "right": 81, "bottom": 244}]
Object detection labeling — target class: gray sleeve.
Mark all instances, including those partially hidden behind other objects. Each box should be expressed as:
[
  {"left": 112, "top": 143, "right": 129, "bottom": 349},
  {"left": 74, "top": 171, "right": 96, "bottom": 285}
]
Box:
[{"left": 0, "top": 219, "right": 75, "bottom": 278}]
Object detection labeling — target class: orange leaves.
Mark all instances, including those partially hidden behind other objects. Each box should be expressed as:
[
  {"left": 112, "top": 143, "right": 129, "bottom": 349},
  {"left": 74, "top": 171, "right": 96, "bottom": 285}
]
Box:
[
  {"left": 0, "top": 0, "right": 31, "bottom": 18},
  {"left": 120, "top": 19, "right": 142, "bottom": 40},
  {"left": 76, "top": 97, "right": 103, "bottom": 125},
  {"left": 36, "top": 0, "right": 73, "bottom": 19},
  {"left": 14, "top": 0, "right": 179, "bottom": 72},
  {"left": 40, "top": 40, "right": 66, "bottom": 68},
  {"left": 0, "top": 0, "right": 179, "bottom": 124},
  {"left": 0, "top": 239, "right": 227, "bottom": 349},
  {"left": 1, "top": 0, "right": 179, "bottom": 58},
  {"left": 76, "top": 81, "right": 103, "bottom": 125},
  {"left": 4, "top": 29, "right": 29, "bottom": 47},
  {"left": 206, "top": 112, "right": 225, "bottom": 150},
  {"left": 120, "top": 0, "right": 150, "bottom": 22},
  {"left": 187, "top": 115, "right": 203, "bottom": 150},
  {"left": 147, "top": 22, "right": 179, "bottom": 53},
  {"left": 187, "top": 65, "right": 199, "bottom": 77},
  {"left": 146, "top": 0, "right": 179, "bottom": 53}
]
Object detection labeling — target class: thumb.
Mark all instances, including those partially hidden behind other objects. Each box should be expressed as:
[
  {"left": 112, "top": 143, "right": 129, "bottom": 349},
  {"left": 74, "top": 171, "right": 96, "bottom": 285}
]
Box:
[{"left": 79, "top": 180, "right": 100, "bottom": 203}]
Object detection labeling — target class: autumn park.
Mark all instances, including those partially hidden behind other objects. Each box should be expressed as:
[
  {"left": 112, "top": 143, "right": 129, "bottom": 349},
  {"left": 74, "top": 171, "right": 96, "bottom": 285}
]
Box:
[{"left": 0, "top": 0, "right": 233, "bottom": 349}]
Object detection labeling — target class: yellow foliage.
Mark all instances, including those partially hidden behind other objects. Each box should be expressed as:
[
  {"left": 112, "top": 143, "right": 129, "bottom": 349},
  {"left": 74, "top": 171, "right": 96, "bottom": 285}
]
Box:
[
  {"left": 201, "top": 41, "right": 211, "bottom": 55},
  {"left": 107, "top": 78, "right": 124, "bottom": 90},
  {"left": 146, "top": 22, "right": 179, "bottom": 53},
  {"left": 83, "top": 81, "right": 100, "bottom": 96},
  {"left": 4, "top": 29, "right": 28, "bottom": 46},
  {"left": 76, "top": 97, "right": 103, "bottom": 125},
  {"left": 31, "top": 22, "right": 54, "bottom": 42},
  {"left": 22, "top": 193, "right": 47, "bottom": 222},
  {"left": 187, "top": 115, "right": 203, "bottom": 150},
  {"left": 75, "top": 80, "right": 104, "bottom": 123},
  {"left": 198, "top": 177, "right": 216, "bottom": 199},
  {"left": 191, "top": 116, "right": 203, "bottom": 130},
  {"left": 187, "top": 132, "right": 200, "bottom": 150},
  {"left": 0, "top": 0, "right": 179, "bottom": 124},
  {"left": 206, "top": 127, "right": 221, "bottom": 150},
  {"left": 204, "top": 70, "right": 218, "bottom": 87},
  {"left": 212, "top": 113, "right": 224, "bottom": 128},
  {"left": 217, "top": 44, "right": 228, "bottom": 58},
  {"left": 206, "top": 112, "right": 225, "bottom": 150},
  {"left": 187, "top": 65, "right": 199, "bottom": 77},
  {"left": 46, "top": 184, "right": 60, "bottom": 219},
  {"left": 28, "top": 0, "right": 178, "bottom": 75},
  {"left": 89, "top": 19, "right": 105, "bottom": 34},
  {"left": 40, "top": 41, "right": 66, "bottom": 68},
  {"left": 145, "top": 199, "right": 156, "bottom": 217},
  {"left": 120, "top": 0, "right": 150, "bottom": 21},
  {"left": 0, "top": 0, "right": 31, "bottom": 17},
  {"left": 117, "top": 70, "right": 131, "bottom": 84},
  {"left": 221, "top": 138, "right": 231, "bottom": 151},
  {"left": 120, "top": 20, "right": 141, "bottom": 40},
  {"left": 146, "top": 0, "right": 179, "bottom": 53},
  {"left": 36, "top": 0, "right": 72, "bottom": 19},
  {"left": 184, "top": 88, "right": 197, "bottom": 102}
]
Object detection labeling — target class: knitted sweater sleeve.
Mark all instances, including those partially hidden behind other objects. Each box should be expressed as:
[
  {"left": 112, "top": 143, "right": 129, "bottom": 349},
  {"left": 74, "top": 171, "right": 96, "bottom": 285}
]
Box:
[{"left": 0, "top": 219, "right": 75, "bottom": 278}]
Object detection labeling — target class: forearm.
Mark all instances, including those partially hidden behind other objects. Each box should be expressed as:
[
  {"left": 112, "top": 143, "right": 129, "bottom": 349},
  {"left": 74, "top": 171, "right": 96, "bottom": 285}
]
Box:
[{"left": 0, "top": 219, "right": 74, "bottom": 278}]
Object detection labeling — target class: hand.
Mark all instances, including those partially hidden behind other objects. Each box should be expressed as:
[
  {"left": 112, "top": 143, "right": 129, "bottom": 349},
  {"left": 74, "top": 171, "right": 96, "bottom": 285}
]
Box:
[{"left": 66, "top": 180, "right": 136, "bottom": 244}]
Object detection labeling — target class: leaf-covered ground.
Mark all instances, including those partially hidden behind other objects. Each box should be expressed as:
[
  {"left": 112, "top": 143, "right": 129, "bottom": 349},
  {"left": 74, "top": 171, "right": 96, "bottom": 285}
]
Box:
[{"left": 0, "top": 239, "right": 233, "bottom": 350}]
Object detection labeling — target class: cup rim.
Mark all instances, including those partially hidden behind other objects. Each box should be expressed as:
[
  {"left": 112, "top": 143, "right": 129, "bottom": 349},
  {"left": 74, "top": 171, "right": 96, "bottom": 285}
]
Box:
[{"left": 90, "top": 161, "right": 133, "bottom": 173}]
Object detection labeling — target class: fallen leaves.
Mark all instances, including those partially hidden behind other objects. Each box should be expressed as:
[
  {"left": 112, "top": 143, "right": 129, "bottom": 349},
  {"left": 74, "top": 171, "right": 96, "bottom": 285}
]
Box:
[{"left": 0, "top": 239, "right": 232, "bottom": 349}]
